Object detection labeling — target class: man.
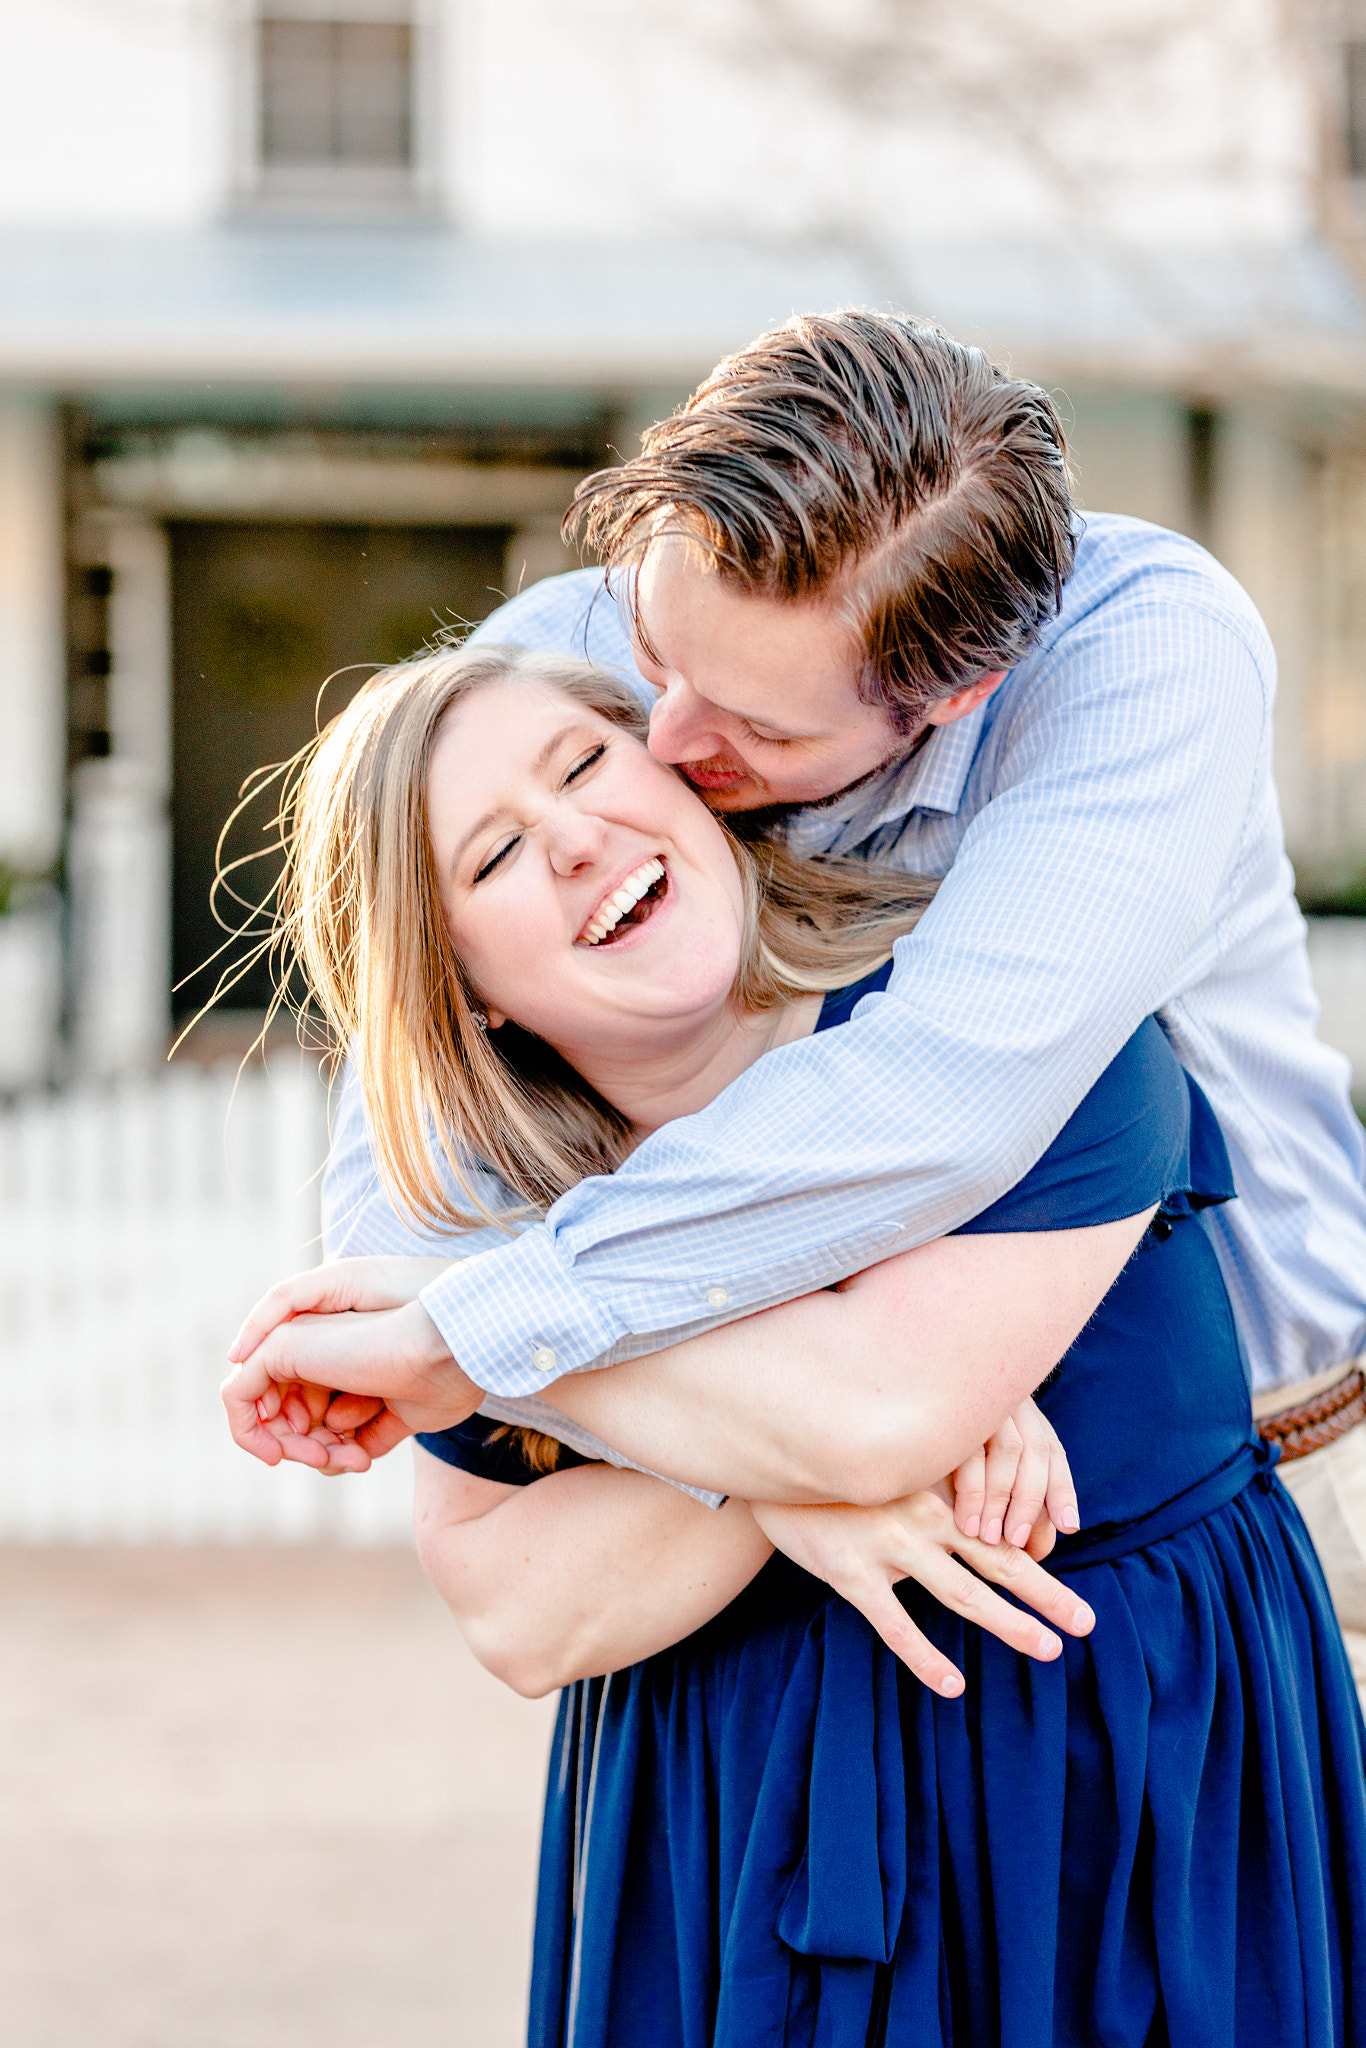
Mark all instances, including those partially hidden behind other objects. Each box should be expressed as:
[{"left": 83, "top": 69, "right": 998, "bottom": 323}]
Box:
[{"left": 259, "top": 311, "right": 1366, "bottom": 1651}]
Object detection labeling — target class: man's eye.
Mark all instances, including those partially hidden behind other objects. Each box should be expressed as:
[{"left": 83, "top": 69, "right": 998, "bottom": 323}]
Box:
[
  {"left": 740, "top": 721, "right": 794, "bottom": 748},
  {"left": 473, "top": 837, "right": 518, "bottom": 883},
  {"left": 564, "top": 743, "right": 607, "bottom": 784}
]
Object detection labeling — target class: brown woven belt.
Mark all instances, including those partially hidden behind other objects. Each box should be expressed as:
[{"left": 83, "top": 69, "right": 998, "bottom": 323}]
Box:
[{"left": 1256, "top": 1367, "right": 1366, "bottom": 1463}]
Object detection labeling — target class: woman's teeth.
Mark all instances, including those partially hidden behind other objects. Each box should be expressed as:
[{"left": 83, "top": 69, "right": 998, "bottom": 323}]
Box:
[{"left": 581, "top": 858, "right": 666, "bottom": 945}]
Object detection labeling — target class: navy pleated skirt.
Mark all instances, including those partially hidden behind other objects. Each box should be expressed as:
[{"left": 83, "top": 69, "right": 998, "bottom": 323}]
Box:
[{"left": 528, "top": 1456, "right": 1366, "bottom": 2048}]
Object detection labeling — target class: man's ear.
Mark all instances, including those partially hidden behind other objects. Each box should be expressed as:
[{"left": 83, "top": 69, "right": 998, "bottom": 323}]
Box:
[{"left": 922, "top": 669, "right": 1008, "bottom": 729}]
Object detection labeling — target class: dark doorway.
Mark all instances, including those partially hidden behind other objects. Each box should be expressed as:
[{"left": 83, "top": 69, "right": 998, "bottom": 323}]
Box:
[{"left": 170, "top": 520, "right": 510, "bottom": 1015}]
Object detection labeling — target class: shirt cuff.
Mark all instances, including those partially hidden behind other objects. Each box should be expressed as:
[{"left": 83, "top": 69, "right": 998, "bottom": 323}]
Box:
[{"left": 418, "top": 1225, "right": 626, "bottom": 1396}]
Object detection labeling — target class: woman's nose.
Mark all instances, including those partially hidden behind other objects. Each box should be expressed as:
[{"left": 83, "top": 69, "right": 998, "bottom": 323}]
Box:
[{"left": 546, "top": 811, "right": 607, "bottom": 875}]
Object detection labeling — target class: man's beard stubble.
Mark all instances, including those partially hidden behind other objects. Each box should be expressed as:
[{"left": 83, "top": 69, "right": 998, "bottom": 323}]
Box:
[{"left": 693, "top": 724, "right": 933, "bottom": 841}]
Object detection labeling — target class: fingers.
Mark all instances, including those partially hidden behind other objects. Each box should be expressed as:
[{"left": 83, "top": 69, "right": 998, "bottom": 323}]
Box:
[
  {"left": 1043, "top": 1430, "right": 1081, "bottom": 1539},
  {"left": 269, "top": 1426, "right": 334, "bottom": 1471},
  {"left": 972, "top": 1401, "right": 1081, "bottom": 1550},
  {"left": 926, "top": 1555, "right": 1070, "bottom": 1662},
  {"left": 325, "top": 1391, "right": 388, "bottom": 1433},
  {"left": 223, "top": 1353, "right": 375, "bottom": 1475},
  {"left": 961, "top": 1534, "right": 1095, "bottom": 1641},
  {"left": 1001, "top": 1407, "right": 1052, "bottom": 1551},
  {"left": 353, "top": 1406, "right": 415, "bottom": 1460},
  {"left": 840, "top": 1575, "right": 966, "bottom": 1698},
  {"left": 953, "top": 1449, "right": 987, "bottom": 1539},
  {"left": 229, "top": 1266, "right": 356, "bottom": 1367},
  {"left": 261, "top": 1398, "right": 375, "bottom": 1474},
  {"left": 221, "top": 1359, "right": 290, "bottom": 1467},
  {"left": 275, "top": 1426, "right": 372, "bottom": 1474},
  {"left": 978, "top": 1417, "right": 1024, "bottom": 1545},
  {"left": 281, "top": 1382, "right": 332, "bottom": 1437}
]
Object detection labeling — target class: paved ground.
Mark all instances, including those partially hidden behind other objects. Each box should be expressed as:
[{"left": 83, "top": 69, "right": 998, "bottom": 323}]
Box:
[{"left": 0, "top": 1546, "right": 557, "bottom": 2048}]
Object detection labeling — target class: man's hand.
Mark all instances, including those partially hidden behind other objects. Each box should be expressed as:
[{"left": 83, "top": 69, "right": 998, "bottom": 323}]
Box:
[
  {"left": 951, "top": 1394, "right": 1079, "bottom": 1555},
  {"left": 750, "top": 1483, "right": 1095, "bottom": 1699},
  {"left": 222, "top": 1257, "right": 486, "bottom": 1471},
  {"left": 228, "top": 1257, "right": 455, "bottom": 1364}
]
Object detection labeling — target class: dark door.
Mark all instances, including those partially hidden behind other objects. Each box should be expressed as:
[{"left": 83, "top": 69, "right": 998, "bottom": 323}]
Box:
[{"left": 169, "top": 520, "right": 510, "bottom": 1014}]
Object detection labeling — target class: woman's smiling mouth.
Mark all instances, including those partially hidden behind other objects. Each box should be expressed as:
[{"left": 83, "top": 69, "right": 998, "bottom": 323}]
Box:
[{"left": 579, "top": 858, "right": 668, "bottom": 946}]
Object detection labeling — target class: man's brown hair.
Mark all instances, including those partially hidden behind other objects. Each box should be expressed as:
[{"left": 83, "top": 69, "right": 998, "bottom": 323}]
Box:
[{"left": 569, "top": 309, "right": 1075, "bottom": 732}]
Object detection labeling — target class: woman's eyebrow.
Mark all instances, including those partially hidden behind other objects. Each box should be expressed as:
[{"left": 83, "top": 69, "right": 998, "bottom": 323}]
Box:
[{"left": 452, "top": 724, "right": 598, "bottom": 871}]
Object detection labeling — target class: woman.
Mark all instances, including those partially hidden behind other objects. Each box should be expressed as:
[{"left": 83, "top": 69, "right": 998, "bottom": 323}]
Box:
[{"left": 225, "top": 644, "right": 1366, "bottom": 2047}]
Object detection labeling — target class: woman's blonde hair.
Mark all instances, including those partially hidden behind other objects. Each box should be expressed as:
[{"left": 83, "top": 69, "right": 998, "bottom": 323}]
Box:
[{"left": 270, "top": 642, "right": 933, "bottom": 1234}]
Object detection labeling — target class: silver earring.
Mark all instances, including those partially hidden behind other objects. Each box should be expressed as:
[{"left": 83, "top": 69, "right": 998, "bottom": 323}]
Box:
[{"left": 472, "top": 1009, "right": 489, "bottom": 1033}]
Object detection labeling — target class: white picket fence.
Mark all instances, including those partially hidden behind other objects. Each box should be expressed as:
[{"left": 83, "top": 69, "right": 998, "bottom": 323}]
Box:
[{"left": 0, "top": 1064, "right": 415, "bottom": 1543}]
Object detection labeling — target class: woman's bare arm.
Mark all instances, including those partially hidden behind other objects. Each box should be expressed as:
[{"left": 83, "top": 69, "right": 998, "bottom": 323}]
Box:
[
  {"left": 542, "top": 1212, "right": 1154, "bottom": 1506},
  {"left": 413, "top": 1446, "right": 772, "bottom": 1697},
  {"left": 414, "top": 1444, "right": 1096, "bottom": 1700}
]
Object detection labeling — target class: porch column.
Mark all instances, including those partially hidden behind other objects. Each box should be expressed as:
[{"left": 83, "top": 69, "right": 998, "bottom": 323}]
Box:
[
  {"left": 68, "top": 516, "right": 172, "bottom": 1077},
  {"left": 0, "top": 394, "right": 65, "bottom": 1088}
]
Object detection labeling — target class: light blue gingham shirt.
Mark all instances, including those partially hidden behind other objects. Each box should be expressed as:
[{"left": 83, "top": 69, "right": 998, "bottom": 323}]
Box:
[{"left": 324, "top": 514, "right": 1366, "bottom": 1436}]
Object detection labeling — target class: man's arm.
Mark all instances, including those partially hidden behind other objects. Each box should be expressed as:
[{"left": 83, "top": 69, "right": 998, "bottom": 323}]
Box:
[
  {"left": 413, "top": 574, "right": 1271, "bottom": 1398},
  {"left": 540, "top": 1212, "right": 1151, "bottom": 1505},
  {"left": 320, "top": 1062, "right": 729, "bottom": 1501}
]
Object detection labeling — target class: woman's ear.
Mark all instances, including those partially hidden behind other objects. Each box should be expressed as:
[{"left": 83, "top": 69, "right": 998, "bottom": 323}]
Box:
[{"left": 486, "top": 1008, "right": 507, "bottom": 1030}]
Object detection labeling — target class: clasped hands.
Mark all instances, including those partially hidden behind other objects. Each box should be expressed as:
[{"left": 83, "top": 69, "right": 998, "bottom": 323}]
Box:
[
  {"left": 222, "top": 1256, "right": 476, "bottom": 1470},
  {"left": 222, "top": 1255, "right": 1094, "bottom": 1697}
]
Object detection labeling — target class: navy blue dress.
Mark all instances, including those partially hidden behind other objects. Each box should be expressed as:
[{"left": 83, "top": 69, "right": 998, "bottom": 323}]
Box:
[{"left": 422, "top": 975, "right": 1366, "bottom": 2048}]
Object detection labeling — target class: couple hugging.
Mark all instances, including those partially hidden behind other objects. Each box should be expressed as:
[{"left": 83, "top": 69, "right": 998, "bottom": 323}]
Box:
[{"left": 222, "top": 312, "right": 1366, "bottom": 2047}]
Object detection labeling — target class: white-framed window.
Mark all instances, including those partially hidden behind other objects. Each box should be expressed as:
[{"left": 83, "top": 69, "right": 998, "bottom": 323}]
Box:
[
  {"left": 1345, "top": 41, "right": 1366, "bottom": 177},
  {"left": 236, "top": 0, "right": 437, "bottom": 214}
]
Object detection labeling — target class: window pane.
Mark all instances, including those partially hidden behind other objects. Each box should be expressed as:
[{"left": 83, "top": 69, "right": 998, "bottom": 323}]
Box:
[
  {"left": 334, "top": 23, "right": 412, "bottom": 166},
  {"left": 258, "top": 17, "right": 414, "bottom": 170},
  {"left": 1347, "top": 43, "right": 1366, "bottom": 179},
  {"left": 259, "top": 19, "right": 335, "bottom": 166}
]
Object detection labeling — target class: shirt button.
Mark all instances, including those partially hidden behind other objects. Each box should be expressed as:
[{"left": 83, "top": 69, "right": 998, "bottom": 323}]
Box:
[
  {"left": 532, "top": 1345, "right": 557, "bottom": 1373},
  {"left": 706, "top": 1286, "right": 728, "bottom": 1309}
]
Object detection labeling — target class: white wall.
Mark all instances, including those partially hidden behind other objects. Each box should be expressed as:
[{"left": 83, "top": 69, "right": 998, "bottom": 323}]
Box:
[
  {"left": 461, "top": 0, "right": 1318, "bottom": 247},
  {"left": 0, "top": 0, "right": 230, "bottom": 226},
  {"left": 0, "top": 0, "right": 1323, "bottom": 246}
]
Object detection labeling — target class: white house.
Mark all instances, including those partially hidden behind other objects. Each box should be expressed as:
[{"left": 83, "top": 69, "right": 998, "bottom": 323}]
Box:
[{"left": 1, "top": 0, "right": 1365, "bottom": 1085}]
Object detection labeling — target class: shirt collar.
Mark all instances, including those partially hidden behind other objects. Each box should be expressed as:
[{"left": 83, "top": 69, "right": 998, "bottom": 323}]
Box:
[{"left": 782, "top": 698, "right": 990, "bottom": 857}]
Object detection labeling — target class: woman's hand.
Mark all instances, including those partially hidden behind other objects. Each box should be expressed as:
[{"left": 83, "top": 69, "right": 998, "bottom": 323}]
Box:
[
  {"left": 952, "top": 1395, "right": 1079, "bottom": 1556},
  {"left": 749, "top": 1484, "right": 1095, "bottom": 1699},
  {"left": 251, "top": 1375, "right": 388, "bottom": 1475}
]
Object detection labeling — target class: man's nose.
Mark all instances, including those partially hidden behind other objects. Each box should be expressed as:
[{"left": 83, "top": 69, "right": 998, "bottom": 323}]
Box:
[{"left": 647, "top": 680, "right": 724, "bottom": 764}]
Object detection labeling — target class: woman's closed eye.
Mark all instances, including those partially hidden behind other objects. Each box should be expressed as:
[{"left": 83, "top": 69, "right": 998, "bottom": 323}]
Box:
[
  {"left": 473, "top": 836, "right": 519, "bottom": 883},
  {"left": 564, "top": 742, "right": 607, "bottom": 783},
  {"left": 471, "top": 746, "right": 609, "bottom": 883}
]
